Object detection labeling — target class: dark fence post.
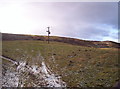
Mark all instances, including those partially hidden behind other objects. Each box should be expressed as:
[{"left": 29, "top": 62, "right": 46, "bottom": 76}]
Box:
[{"left": 46, "top": 27, "right": 50, "bottom": 44}]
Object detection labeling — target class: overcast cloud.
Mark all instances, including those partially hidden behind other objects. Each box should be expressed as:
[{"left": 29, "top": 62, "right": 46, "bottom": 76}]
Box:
[{"left": 0, "top": 1, "right": 118, "bottom": 42}]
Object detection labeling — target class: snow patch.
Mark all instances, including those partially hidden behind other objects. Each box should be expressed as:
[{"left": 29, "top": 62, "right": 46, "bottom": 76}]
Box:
[
  {"left": 2, "top": 55, "right": 66, "bottom": 87},
  {"left": 31, "top": 65, "right": 40, "bottom": 74},
  {"left": 17, "top": 61, "right": 26, "bottom": 71},
  {"left": 2, "top": 70, "right": 19, "bottom": 87}
]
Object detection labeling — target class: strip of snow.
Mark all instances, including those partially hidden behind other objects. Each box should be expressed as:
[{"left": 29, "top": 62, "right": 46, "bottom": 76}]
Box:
[
  {"left": 41, "top": 61, "right": 66, "bottom": 87},
  {"left": 41, "top": 62, "right": 50, "bottom": 75},
  {"left": 1, "top": 56, "right": 18, "bottom": 65}
]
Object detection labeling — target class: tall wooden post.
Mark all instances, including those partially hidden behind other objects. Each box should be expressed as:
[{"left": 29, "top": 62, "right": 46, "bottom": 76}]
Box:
[{"left": 46, "top": 27, "right": 50, "bottom": 44}]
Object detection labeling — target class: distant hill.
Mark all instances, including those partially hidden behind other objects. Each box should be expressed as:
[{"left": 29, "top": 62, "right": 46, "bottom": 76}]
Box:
[{"left": 2, "top": 33, "right": 120, "bottom": 48}]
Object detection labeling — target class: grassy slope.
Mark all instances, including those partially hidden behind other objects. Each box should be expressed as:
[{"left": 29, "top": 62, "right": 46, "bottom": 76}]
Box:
[{"left": 2, "top": 40, "right": 119, "bottom": 87}]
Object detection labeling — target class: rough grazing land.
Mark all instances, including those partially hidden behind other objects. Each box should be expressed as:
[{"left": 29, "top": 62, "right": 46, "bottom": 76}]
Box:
[{"left": 2, "top": 40, "right": 120, "bottom": 88}]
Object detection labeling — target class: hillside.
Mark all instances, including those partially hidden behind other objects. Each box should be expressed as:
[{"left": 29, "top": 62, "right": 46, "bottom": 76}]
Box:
[
  {"left": 2, "top": 33, "right": 120, "bottom": 48},
  {"left": 1, "top": 33, "right": 120, "bottom": 88}
]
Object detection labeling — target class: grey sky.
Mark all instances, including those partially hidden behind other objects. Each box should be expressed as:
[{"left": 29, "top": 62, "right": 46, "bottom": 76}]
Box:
[{"left": 0, "top": 1, "right": 118, "bottom": 42}]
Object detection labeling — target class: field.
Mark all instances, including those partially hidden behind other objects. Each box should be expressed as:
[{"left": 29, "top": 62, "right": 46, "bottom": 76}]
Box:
[{"left": 2, "top": 40, "right": 120, "bottom": 87}]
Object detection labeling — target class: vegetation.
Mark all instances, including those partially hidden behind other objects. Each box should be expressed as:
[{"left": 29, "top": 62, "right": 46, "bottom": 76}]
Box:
[{"left": 2, "top": 40, "right": 120, "bottom": 87}]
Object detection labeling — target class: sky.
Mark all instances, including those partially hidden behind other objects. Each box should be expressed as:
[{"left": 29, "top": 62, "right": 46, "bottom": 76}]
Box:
[{"left": 0, "top": 1, "right": 119, "bottom": 42}]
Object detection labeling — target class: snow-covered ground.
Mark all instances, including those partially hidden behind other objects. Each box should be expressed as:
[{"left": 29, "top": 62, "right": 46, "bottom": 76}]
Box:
[
  {"left": 2, "top": 69, "right": 19, "bottom": 87},
  {"left": 2, "top": 55, "right": 66, "bottom": 87}
]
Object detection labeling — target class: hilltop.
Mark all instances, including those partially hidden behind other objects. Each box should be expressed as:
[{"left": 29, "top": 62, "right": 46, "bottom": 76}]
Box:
[{"left": 2, "top": 33, "right": 120, "bottom": 48}]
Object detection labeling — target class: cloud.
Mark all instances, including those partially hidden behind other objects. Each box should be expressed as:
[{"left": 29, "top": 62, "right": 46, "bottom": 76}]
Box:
[
  {"left": 49, "top": 2, "right": 118, "bottom": 42},
  {"left": 0, "top": 2, "right": 118, "bottom": 42}
]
